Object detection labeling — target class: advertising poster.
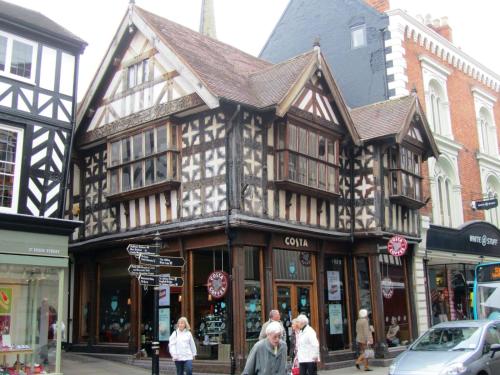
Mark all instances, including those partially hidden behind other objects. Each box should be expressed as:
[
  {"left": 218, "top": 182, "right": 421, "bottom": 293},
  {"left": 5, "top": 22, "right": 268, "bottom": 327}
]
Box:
[
  {"left": 159, "top": 285, "right": 170, "bottom": 307},
  {"left": 159, "top": 308, "right": 170, "bottom": 341},
  {"left": 327, "top": 271, "right": 341, "bottom": 301},
  {"left": 0, "top": 288, "right": 12, "bottom": 314},
  {"left": 329, "top": 304, "right": 343, "bottom": 335},
  {"left": 0, "top": 315, "right": 11, "bottom": 335}
]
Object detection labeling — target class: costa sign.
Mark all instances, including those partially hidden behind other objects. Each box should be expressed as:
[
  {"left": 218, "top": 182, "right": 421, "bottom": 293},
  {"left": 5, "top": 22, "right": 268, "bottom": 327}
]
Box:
[
  {"left": 387, "top": 235, "right": 408, "bottom": 257},
  {"left": 207, "top": 271, "right": 229, "bottom": 299},
  {"left": 284, "top": 236, "right": 309, "bottom": 248}
]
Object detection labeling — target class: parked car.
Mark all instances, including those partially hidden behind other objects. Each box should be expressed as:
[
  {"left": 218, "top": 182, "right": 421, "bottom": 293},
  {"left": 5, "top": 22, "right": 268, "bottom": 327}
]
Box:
[{"left": 389, "top": 320, "right": 500, "bottom": 375}]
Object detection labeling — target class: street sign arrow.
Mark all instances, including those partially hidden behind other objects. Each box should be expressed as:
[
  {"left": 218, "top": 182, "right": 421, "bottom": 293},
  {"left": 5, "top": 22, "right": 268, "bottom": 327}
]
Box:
[
  {"left": 127, "top": 243, "right": 156, "bottom": 256},
  {"left": 139, "top": 253, "right": 159, "bottom": 266},
  {"left": 158, "top": 275, "right": 184, "bottom": 287},
  {"left": 128, "top": 264, "right": 156, "bottom": 276},
  {"left": 158, "top": 256, "right": 185, "bottom": 267},
  {"left": 139, "top": 275, "right": 158, "bottom": 286}
]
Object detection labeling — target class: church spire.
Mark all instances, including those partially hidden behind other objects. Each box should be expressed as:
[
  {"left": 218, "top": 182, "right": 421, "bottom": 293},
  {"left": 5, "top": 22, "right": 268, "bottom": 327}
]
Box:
[{"left": 199, "top": 0, "right": 217, "bottom": 39}]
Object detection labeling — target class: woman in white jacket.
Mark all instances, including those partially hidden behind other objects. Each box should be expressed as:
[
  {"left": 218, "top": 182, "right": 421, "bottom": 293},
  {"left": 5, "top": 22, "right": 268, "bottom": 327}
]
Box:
[
  {"left": 296, "top": 314, "right": 320, "bottom": 375},
  {"left": 168, "top": 317, "right": 197, "bottom": 375}
]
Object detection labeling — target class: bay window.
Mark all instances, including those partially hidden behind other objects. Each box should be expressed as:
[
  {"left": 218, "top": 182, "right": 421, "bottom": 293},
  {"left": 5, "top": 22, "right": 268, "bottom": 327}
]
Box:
[
  {"left": 388, "top": 145, "right": 423, "bottom": 208},
  {"left": 276, "top": 122, "right": 339, "bottom": 195},
  {"left": 107, "top": 123, "right": 179, "bottom": 199},
  {"left": 0, "top": 124, "right": 23, "bottom": 213}
]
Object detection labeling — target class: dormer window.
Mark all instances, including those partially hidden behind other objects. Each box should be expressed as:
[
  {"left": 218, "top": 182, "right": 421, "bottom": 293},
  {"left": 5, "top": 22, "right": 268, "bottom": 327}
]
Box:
[
  {"left": 388, "top": 145, "right": 423, "bottom": 208},
  {"left": 127, "top": 59, "right": 150, "bottom": 89},
  {"left": 107, "top": 122, "right": 179, "bottom": 200},
  {"left": 0, "top": 31, "right": 37, "bottom": 83},
  {"left": 276, "top": 122, "right": 339, "bottom": 196}
]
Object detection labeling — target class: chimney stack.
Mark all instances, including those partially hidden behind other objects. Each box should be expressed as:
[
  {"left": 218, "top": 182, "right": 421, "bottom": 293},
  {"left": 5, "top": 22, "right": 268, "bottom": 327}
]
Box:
[
  {"left": 364, "top": 0, "right": 390, "bottom": 13},
  {"left": 199, "top": 0, "right": 217, "bottom": 39},
  {"left": 422, "top": 15, "right": 453, "bottom": 42}
]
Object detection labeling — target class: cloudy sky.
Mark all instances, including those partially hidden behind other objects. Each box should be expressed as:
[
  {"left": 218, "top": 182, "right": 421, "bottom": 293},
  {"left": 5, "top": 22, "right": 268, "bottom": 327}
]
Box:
[{"left": 10, "top": 0, "right": 500, "bottom": 100}]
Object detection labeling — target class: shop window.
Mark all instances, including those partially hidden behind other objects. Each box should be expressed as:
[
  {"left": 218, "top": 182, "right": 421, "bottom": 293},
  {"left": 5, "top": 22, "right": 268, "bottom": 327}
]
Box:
[
  {"left": 107, "top": 123, "right": 179, "bottom": 200},
  {"left": 244, "top": 247, "right": 262, "bottom": 354},
  {"left": 193, "top": 248, "right": 229, "bottom": 361},
  {"left": 0, "top": 31, "right": 37, "bottom": 83},
  {"left": 356, "top": 257, "right": 372, "bottom": 313},
  {"left": 98, "top": 260, "right": 130, "bottom": 343},
  {"left": 0, "top": 263, "right": 65, "bottom": 374},
  {"left": 388, "top": 145, "right": 424, "bottom": 208},
  {"left": 273, "top": 249, "right": 313, "bottom": 281},
  {"left": 379, "top": 254, "right": 410, "bottom": 347},
  {"left": 324, "top": 255, "right": 349, "bottom": 351},
  {"left": 276, "top": 122, "right": 339, "bottom": 195},
  {"left": 0, "top": 124, "right": 23, "bottom": 213}
]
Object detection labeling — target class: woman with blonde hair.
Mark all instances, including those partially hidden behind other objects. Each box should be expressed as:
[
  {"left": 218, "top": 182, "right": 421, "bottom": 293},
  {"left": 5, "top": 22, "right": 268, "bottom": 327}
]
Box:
[
  {"left": 169, "top": 317, "right": 197, "bottom": 375},
  {"left": 355, "top": 309, "right": 373, "bottom": 371}
]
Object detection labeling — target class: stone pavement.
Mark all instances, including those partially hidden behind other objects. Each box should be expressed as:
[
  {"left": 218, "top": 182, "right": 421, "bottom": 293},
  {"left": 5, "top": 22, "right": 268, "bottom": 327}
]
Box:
[{"left": 62, "top": 352, "right": 387, "bottom": 375}]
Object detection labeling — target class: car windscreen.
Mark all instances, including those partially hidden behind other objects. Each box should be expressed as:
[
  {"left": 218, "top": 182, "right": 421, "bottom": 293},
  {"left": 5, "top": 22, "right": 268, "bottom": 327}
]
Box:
[{"left": 411, "top": 326, "right": 483, "bottom": 351}]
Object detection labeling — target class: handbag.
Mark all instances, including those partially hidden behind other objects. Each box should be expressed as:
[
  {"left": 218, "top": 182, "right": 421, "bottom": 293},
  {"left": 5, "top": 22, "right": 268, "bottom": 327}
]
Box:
[
  {"left": 364, "top": 346, "right": 374, "bottom": 359},
  {"left": 291, "top": 368, "right": 300, "bottom": 375}
]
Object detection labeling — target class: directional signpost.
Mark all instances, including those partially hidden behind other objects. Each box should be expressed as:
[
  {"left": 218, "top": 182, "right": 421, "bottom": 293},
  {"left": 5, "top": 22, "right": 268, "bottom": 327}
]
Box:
[{"left": 127, "top": 235, "right": 185, "bottom": 375}]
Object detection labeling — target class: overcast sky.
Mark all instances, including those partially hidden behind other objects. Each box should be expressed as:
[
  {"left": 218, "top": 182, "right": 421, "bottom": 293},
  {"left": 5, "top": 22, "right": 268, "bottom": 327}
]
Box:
[{"left": 10, "top": 0, "right": 500, "bottom": 100}]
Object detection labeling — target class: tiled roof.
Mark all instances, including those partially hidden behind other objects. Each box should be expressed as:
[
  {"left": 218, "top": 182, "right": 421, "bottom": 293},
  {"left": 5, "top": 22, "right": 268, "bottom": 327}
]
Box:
[
  {"left": 136, "top": 6, "right": 315, "bottom": 109},
  {"left": 350, "top": 95, "right": 416, "bottom": 140},
  {"left": 0, "top": 0, "right": 86, "bottom": 47}
]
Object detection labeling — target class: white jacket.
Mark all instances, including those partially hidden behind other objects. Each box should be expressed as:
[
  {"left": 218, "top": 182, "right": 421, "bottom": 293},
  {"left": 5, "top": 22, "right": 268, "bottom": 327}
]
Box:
[
  {"left": 168, "top": 329, "right": 197, "bottom": 361},
  {"left": 297, "top": 325, "right": 320, "bottom": 363}
]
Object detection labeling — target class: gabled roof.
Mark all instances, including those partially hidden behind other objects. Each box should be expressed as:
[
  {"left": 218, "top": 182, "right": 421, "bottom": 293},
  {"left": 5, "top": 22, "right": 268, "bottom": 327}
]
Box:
[
  {"left": 0, "top": 0, "right": 86, "bottom": 51},
  {"left": 350, "top": 94, "right": 440, "bottom": 158},
  {"left": 78, "top": 4, "right": 361, "bottom": 145}
]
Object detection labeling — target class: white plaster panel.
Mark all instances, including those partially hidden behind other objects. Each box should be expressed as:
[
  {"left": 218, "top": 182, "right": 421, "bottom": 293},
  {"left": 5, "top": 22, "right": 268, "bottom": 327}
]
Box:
[
  {"left": 278, "top": 190, "right": 286, "bottom": 220},
  {"left": 300, "top": 196, "right": 307, "bottom": 223},
  {"left": 267, "top": 190, "right": 274, "bottom": 218},
  {"left": 149, "top": 195, "right": 156, "bottom": 224},
  {"left": 310, "top": 198, "right": 317, "bottom": 225},
  {"left": 289, "top": 193, "right": 297, "bottom": 221},
  {"left": 139, "top": 197, "right": 146, "bottom": 226},
  {"left": 160, "top": 193, "right": 167, "bottom": 222},
  {"left": 129, "top": 200, "right": 136, "bottom": 228}
]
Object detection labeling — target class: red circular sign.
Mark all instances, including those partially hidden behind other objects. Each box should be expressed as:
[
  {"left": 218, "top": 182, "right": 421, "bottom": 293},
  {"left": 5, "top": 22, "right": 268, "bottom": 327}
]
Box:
[
  {"left": 207, "top": 271, "right": 229, "bottom": 299},
  {"left": 387, "top": 235, "right": 408, "bottom": 257}
]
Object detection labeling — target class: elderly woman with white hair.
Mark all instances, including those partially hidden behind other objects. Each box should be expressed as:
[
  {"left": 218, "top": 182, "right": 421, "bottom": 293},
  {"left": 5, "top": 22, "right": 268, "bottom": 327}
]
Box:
[
  {"left": 242, "top": 321, "right": 287, "bottom": 375},
  {"left": 296, "top": 314, "right": 319, "bottom": 375},
  {"left": 355, "top": 309, "right": 373, "bottom": 371}
]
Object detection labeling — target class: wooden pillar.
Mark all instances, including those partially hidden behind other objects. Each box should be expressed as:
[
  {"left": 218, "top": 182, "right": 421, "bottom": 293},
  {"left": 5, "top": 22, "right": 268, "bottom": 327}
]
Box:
[
  {"left": 88, "top": 255, "right": 98, "bottom": 347},
  {"left": 316, "top": 243, "right": 327, "bottom": 361},
  {"left": 263, "top": 236, "right": 273, "bottom": 316},
  {"left": 368, "top": 254, "right": 389, "bottom": 358},
  {"left": 179, "top": 238, "right": 188, "bottom": 318},
  {"left": 130, "top": 267, "right": 139, "bottom": 354},
  {"left": 232, "top": 245, "right": 246, "bottom": 371}
]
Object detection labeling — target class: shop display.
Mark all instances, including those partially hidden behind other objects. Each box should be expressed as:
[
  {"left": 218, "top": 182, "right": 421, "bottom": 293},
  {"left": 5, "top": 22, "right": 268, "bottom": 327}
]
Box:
[
  {"left": 197, "top": 302, "right": 227, "bottom": 345},
  {"left": 244, "top": 283, "right": 262, "bottom": 341}
]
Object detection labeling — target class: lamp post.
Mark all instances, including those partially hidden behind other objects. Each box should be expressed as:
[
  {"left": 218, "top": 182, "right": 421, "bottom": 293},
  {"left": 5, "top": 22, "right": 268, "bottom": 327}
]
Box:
[{"left": 151, "top": 231, "right": 161, "bottom": 375}]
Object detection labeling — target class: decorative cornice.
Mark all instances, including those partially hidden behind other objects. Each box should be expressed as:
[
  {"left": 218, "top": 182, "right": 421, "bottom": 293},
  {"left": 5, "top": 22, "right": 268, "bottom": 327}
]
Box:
[{"left": 387, "top": 9, "right": 500, "bottom": 93}]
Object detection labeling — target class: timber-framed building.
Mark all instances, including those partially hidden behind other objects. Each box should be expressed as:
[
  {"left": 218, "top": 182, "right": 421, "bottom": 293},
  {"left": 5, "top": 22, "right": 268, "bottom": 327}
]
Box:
[{"left": 69, "top": 3, "right": 438, "bottom": 372}]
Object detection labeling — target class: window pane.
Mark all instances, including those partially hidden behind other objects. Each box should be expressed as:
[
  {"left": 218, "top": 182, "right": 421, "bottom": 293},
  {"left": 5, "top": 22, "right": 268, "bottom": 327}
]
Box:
[
  {"left": 318, "top": 163, "right": 326, "bottom": 190},
  {"left": 110, "top": 169, "right": 119, "bottom": 194},
  {"left": 351, "top": 26, "right": 366, "bottom": 48},
  {"left": 133, "top": 133, "right": 143, "bottom": 160},
  {"left": 328, "top": 166, "right": 336, "bottom": 193},
  {"left": 145, "top": 129, "right": 154, "bottom": 155},
  {"left": 318, "top": 137, "right": 326, "bottom": 160},
  {"left": 122, "top": 165, "right": 131, "bottom": 191},
  {"left": 327, "top": 140, "right": 335, "bottom": 163},
  {"left": 10, "top": 40, "right": 33, "bottom": 78},
  {"left": 157, "top": 127, "right": 167, "bottom": 152},
  {"left": 128, "top": 65, "right": 136, "bottom": 88},
  {"left": 288, "top": 124, "right": 298, "bottom": 151},
  {"left": 0, "top": 128, "right": 18, "bottom": 208},
  {"left": 145, "top": 159, "right": 154, "bottom": 185},
  {"left": 277, "top": 152, "right": 285, "bottom": 180},
  {"left": 298, "top": 156, "right": 307, "bottom": 184},
  {"left": 170, "top": 125, "right": 177, "bottom": 149},
  {"left": 0, "top": 36, "right": 6, "bottom": 71},
  {"left": 172, "top": 154, "right": 178, "bottom": 179},
  {"left": 142, "top": 59, "right": 149, "bottom": 83},
  {"left": 122, "top": 138, "right": 131, "bottom": 163},
  {"left": 133, "top": 162, "right": 143, "bottom": 189},
  {"left": 309, "top": 160, "right": 317, "bottom": 187},
  {"left": 308, "top": 133, "right": 318, "bottom": 158},
  {"left": 298, "top": 128, "right": 307, "bottom": 154},
  {"left": 288, "top": 153, "right": 297, "bottom": 181},
  {"left": 156, "top": 155, "right": 167, "bottom": 181},
  {"left": 110, "top": 141, "right": 120, "bottom": 166},
  {"left": 278, "top": 124, "right": 286, "bottom": 149}
]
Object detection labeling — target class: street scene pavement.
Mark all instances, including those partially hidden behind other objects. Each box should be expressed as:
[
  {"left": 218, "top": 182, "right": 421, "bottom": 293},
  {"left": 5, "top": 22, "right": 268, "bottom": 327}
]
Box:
[{"left": 62, "top": 353, "right": 388, "bottom": 375}]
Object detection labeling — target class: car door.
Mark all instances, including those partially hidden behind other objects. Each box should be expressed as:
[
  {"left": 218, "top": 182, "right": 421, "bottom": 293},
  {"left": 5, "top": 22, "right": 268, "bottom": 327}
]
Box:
[{"left": 484, "top": 324, "right": 500, "bottom": 374}]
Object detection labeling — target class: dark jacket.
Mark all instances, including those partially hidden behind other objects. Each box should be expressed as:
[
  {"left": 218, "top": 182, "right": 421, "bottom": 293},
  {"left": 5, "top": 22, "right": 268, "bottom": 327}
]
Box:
[{"left": 242, "top": 338, "right": 287, "bottom": 375}]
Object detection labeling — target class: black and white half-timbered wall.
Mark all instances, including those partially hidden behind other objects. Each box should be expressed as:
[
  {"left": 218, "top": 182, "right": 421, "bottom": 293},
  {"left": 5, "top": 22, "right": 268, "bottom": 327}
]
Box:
[
  {"left": 69, "top": 3, "right": 439, "bottom": 372},
  {"left": 0, "top": 1, "right": 85, "bottom": 374}
]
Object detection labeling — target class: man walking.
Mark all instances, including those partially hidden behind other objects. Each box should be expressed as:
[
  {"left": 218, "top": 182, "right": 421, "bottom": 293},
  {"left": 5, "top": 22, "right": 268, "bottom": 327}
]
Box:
[
  {"left": 259, "top": 309, "right": 285, "bottom": 340},
  {"left": 296, "top": 314, "right": 319, "bottom": 375}
]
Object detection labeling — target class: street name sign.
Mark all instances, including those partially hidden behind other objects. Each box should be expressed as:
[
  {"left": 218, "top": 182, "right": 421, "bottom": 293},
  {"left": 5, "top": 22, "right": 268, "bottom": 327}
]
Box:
[
  {"left": 128, "top": 264, "right": 156, "bottom": 276},
  {"left": 139, "top": 253, "right": 159, "bottom": 266},
  {"left": 158, "top": 275, "right": 184, "bottom": 287},
  {"left": 127, "top": 244, "right": 156, "bottom": 256},
  {"left": 139, "top": 275, "right": 158, "bottom": 286},
  {"left": 138, "top": 254, "right": 185, "bottom": 267},
  {"left": 473, "top": 198, "right": 498, "bottom": 210}
]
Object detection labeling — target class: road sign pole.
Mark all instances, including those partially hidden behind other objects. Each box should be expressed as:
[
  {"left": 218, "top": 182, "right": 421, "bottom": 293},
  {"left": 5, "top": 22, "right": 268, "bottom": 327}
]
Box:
[{"left": 151, "top": 231, "right": 161, "bottom": 375}]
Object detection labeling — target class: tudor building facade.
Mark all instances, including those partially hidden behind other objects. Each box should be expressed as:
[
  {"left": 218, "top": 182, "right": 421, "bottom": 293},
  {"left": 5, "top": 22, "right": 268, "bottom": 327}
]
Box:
[
  {"left": 0, "top": 1, "right": 85, "bottom": 374},
  {"left": 68, "top": 3, "right": 438, "bottom": 372}
]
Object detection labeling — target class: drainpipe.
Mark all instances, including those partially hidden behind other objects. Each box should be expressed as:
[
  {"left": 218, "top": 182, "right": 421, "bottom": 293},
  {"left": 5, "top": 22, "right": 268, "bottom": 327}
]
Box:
[{"left": 225, "top": 104, "right": 240, "bottom": 375}]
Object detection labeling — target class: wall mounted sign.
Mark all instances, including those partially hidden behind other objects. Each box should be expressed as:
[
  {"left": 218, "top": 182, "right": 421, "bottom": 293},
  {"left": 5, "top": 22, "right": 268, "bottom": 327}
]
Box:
[
  {"left": 472, "top": 198, "right": 498, "bottom": 210},
  {"left": 387, "top": 235, "right": 408, "bottom": 257},
  {"left": 284, "top": 236, "right": 309, "bottom": 248},
  {"left": 207, "top": 271, "right": 229, "bottom": 299},
  {"left": 300, "top": 252, "right": 312, "bottom": 266}
]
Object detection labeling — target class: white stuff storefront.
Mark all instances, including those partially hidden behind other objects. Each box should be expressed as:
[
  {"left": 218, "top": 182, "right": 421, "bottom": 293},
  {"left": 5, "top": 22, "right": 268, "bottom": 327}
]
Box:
[{"left": 0, "top": 215, "right": 79, "bottom": 375}]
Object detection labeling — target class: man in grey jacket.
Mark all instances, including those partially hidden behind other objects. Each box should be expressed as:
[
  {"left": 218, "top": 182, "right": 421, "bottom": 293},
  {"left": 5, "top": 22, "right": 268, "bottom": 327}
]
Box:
[
  {"left": 242, "top": 321, "right": 288, "bottom": 375},
  {"left": 259, "top": 309, "right": 286, "bottom": 340}
]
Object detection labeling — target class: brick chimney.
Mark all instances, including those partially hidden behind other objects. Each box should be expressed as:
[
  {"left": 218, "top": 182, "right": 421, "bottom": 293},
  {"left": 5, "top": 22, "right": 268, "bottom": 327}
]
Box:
[
  {"left": 364, "top": 0, "right": 390, "bottom": 13},
  {"left": 424, "top": 15, "right": 453, "bottom": 42}
]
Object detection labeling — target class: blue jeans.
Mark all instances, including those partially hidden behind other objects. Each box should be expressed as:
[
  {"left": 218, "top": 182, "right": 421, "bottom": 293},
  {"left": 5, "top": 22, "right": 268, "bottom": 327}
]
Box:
[{"left": 174, "top": 360, "right": 193, "bottom": 375}]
